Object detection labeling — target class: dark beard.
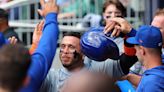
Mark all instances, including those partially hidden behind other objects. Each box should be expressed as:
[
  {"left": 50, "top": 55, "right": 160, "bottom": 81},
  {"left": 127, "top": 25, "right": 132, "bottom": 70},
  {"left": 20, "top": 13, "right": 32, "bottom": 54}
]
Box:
[{"left": 63, "top": 51, "right": 83, "bottom": 70}]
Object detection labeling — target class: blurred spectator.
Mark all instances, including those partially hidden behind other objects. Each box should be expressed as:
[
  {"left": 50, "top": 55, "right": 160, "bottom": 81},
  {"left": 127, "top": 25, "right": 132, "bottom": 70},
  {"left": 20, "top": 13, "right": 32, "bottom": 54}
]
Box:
[
  {"left": 61, "top": 71, "right": 120, "bottom": 92},
  {"left": 81, "top": 0, "right": 127, "bottom": 27},
  {"left": 59, "top": 0, "right": 103, "bottom": 18},
  {"left": 0, "top": 8, "right": 21, "bottom": 42},
  {"left": 80, "top": 13, "right": 102, "bottom": 27},
  {"left": 0, "top": 44, "right": 31, "bottom": 92},
  {"left": 58, "top": 0, "right": 105, "bottom": 27},
  {"left": 102, "top": 0, "right": 126, "bottom": 25}
]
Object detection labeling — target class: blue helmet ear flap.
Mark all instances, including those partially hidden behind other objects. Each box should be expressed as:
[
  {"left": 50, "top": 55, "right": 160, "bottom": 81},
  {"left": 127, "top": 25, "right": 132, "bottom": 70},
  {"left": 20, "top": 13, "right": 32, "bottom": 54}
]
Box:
[{"left": 80, "top": 27, "right": 119, "bottom": 61}]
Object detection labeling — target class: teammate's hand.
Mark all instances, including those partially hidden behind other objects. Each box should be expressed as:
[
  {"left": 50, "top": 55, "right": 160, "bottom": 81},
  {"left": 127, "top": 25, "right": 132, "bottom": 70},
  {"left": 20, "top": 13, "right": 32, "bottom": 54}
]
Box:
[{"left": 38, "top": 0, "right": 59, "bottom": 17}]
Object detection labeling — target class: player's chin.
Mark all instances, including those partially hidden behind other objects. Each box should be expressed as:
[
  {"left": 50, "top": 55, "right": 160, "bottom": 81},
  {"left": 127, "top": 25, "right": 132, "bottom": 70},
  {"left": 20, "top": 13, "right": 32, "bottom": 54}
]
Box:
[
  {"left": 62, "top": 63, "right": 72, "bottom": 68},
  {"left": 62, "top": 60, "right": 71, "bottom": 66}
]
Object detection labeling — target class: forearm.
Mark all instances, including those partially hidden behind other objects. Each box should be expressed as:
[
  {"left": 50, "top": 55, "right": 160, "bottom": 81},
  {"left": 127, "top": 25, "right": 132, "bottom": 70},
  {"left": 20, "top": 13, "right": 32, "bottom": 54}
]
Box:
[
  {"left": 120, "top": 34, "right": 138, "bottom": 74},
  {"left": 30, "top": 12, "right": 59, "bottom": 78},
  {"left": 35, "top": 13, "right": 59, "bottom": 65},
  {"left": 26, "top": 13, "right": 59, "bottom": 90},
  {"left": 29, "top": 43, "right": 37, "bottom": 55},
  {"left": 126, "top": 73, "right": 141, "bottom": 87}
]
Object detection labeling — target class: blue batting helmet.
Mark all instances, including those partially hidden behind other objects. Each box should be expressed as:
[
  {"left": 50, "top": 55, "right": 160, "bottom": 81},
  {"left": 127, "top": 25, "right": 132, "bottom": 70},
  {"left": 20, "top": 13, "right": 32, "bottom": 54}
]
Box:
[{"left": 80, "top": 27, "right": 119, "bottom": 61}]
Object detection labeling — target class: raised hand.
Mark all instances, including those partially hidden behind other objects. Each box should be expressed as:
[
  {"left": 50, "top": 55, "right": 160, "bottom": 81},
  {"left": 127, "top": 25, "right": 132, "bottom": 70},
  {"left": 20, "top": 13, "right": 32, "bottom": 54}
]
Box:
[
  {"left": 32, "top": 20, "right": 44, "bottom": 45},
  {"left": 38, "top": 0, "right": 59, "bottom": 17},
  {"left": 8, "top": 36, "right": 17, "bottom": 45},
  {"left": 29, "top": 20, "right": 44, "bottom": 54}
]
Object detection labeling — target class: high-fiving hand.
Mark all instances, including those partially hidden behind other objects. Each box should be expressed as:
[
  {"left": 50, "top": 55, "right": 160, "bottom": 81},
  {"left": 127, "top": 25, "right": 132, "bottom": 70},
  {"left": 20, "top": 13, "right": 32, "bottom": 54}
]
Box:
[{"left": 38, "top": 0, "right": 59, "bottom": 17}]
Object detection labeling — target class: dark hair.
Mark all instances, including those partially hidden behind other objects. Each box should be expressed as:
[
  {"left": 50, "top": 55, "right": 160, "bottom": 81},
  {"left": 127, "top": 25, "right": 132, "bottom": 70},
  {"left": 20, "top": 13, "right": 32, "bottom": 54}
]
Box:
[
  {"left": 0, "top": 8, "right": 8, "bottom": 20},
  {"left": 154, "top": 8, "right": 164, "bottom": 17},
  {"left": 63, "top": 32, "right": 82, "bottom": 39},
  {"left": 0, "top": 44, "right": 31, "bottom": 92},
  {"left": 103, "top": 0, "right": 126, "bottom": 17}
]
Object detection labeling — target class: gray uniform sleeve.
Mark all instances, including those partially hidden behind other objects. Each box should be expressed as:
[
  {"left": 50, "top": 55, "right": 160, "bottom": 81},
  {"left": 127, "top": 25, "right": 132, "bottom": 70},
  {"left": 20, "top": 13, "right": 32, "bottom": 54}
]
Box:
[
  {"left": 85, "top": 57, "right": 124, "bottom": 78},
  {"left": 39, "top": 69, "right": 57, "bottom": 92}
]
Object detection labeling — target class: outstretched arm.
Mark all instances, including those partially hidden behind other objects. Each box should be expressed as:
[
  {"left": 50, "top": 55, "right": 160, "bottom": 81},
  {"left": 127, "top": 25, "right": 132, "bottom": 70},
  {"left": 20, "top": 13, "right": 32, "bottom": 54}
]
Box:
[
  {"left": 125, "top": 73, "right": 141, "bottom": 87},
  {"left": 21, "top": 0, "right": 59, "bottom": 91}
]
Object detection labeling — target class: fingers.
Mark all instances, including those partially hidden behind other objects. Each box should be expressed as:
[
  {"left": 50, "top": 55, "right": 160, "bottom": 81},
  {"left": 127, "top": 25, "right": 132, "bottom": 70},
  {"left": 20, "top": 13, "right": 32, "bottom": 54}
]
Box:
[
  {"left": 37, "top": 9, "right": 43, "bottom": 16},
  {"left": 34, "top": 23, "right": 39, "bottom": 34},
  {"left": 103, "top": 21, "right": 116, "bottom": 34},
  {"left": 40, "top": 0, "right": 45, "bottom": 8},
  {"left": 45, "top": 0, "right": 56, "bottom": 5},
  {"left": 104, "top": 20, "right": 113, "bottom": 29},
  {"left": 8, "top": 36, "right": 17, "bottom": 45},
  {"left": 110, "top": 18, "right": 132, "bottom": 34},
  {"left": 38, "top": 20, "right": 44, "bottom": 32},
  {"left": 111, "top": 28, "right": 117, "bottom": 37},
  {"left": 32, "top": 20, "right": 44, "bottom": 44},
  {"left": 33, "top": 21, "right": 43, "bottom": 38},
  {"left": 35, "top": 20, "right": 44, "bottom": 33},
  {"left": 39, "top": 0, "right": 59, "bottom": 17},
  {"left": 53, "top": 0, "right": 57, "bottom": 5},
  {"left": 115, "top": 25, "right": 121, "bottom": 37},
  {"left": 115, "top": 29, "right": 121, "bottom": 37},
  {"left": 49, "top": 0, "right": 53, "bottom": 2},
  {"left": 48, "top": 0, "right": 56, "bottom": 2},
  {"left": 40, "top": 20, "right": 45, "bottom": 27},
  {"left": 103, "top": 21, "right": 121, "bottom": 37},
  {"left": 111, "top": 25, "right": 121, "bottom": 37}
]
